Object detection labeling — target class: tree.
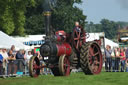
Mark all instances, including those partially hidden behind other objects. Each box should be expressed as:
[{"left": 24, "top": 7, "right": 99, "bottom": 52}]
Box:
[
  {"left": 25, "top": 0, "right": 86, "bottom": 34},
  {"left": 52, "top": 0, "right": 86, "bottom": 32},
  {"left": 100, "top": 19, "right": 118, "bottom": 39},
  {"left": 85, "top": 19, "right": 119, "bottom": 39},
  {"left": 0, "top": 0, "right": 36, "bottom": 36},
  {"left": 25, "top": 0, "right": 45, "bottom": 34}
]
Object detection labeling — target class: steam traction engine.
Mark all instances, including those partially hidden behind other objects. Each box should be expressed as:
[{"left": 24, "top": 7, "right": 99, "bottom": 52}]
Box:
[{"left": 29, "top": 0, "right": 103, "bottom": 77}]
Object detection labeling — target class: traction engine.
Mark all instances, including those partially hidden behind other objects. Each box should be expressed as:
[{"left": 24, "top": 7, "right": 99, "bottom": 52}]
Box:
[{"left": 29, "top": 0, "right": 103, "bottom": 77}]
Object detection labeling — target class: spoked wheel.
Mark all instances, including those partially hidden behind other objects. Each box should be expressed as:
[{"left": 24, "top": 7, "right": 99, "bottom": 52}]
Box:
[
  {"left": 59, "top": 55, "right": 70, "bottom": 76},
  {"left": 29, "top": 56, "right": 40, "bottom": 77},
  {"left": 72, "top": 26, "right": 85, "bottom": 52},
  {"left": 80, "top": 42, "right": 103, "bottom": 75}
]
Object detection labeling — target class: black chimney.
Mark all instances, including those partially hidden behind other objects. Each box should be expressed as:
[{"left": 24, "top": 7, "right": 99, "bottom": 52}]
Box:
[{"left": 42, "top": 0, "right": 52, "bottom": 38}]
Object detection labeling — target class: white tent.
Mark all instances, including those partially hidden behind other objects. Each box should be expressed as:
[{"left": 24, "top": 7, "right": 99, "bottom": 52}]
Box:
[
  {"left": 104, "top": 38, "right": 119, "bottom": 48},
  {"left": 14, "top": 35, "right": 45, "bottom": 42},
  {"left": 0, "top": 31, "right": 30, "bottom": 50},
  {"left": 86, "top": 32, "right": 119, "bottom": 48}
]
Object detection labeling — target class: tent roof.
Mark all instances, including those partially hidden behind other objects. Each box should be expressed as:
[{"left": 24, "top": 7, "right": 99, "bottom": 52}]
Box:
[
  {"left": 14, "top": 35, "right": 45, "bottom": 42},
  {"left": 0, "top": 31, "right": 29, "bottom": 50},
  {"left": 86, "top": 32, "right": 119, "bottom": 48}
]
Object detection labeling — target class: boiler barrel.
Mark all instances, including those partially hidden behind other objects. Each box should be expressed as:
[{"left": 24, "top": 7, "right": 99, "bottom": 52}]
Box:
[{"left": 56, "top": 43, "right": 72, "bottom": 57}]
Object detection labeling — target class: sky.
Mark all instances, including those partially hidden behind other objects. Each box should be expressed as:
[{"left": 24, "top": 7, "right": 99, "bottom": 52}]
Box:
[{"left": 78, "top": 0, "right": 128, "bottom": 23}]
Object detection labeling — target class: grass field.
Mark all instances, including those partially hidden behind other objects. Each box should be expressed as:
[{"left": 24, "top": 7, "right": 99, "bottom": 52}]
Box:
[{"left": 0, "top": 72, "right": 128, "bottom": 85}]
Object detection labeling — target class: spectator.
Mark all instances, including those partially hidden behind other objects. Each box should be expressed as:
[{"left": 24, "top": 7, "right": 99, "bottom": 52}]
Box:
[
  {"left": 125, "top": 58, "right": 128, "bottom": 72},
  {"left": 0, "top": 49, "right": 3, "bottom": 75},
  {"left": 7, "top": 50, "right": 16, "bottom": 75},
  {"left": 111, "top": 48, "right": 116, "bottom": 72},
  {"left": 16, "top": 50, "right": 25, "bottom": 60},
  {"left": 26, "top": 51, "right": 33, "bottom": 62},
  {"left": 126, "top": 47, "right": 128, "bottom": 59},
  {"left": 10, "top": 45, "right": 16, "bottom": 55},
  {"left": 0, "top": 49, "right": 3, "bottom": 62},
  {"left": 105, "top": 45, "right": 112, "bottom": 72},
  {"left": 16, "top": 49, "right": 26, "bottom": 74},
  {"left": 115, "top": 48, "right": 120, "bottom": 72},
  {"left": 2, "top": 48, "right": 8, "bottom": 75},
  {"left": 120, "top": 48, "right": 126, "bottom": 72}
]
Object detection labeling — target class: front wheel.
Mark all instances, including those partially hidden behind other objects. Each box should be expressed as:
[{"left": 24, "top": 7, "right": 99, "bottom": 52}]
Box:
[
  {"left": 29, "top": 56, "right": 40, "bottom": 77},
  {"left": 59, "top": 55, "right": 71, "bottom": 76}
]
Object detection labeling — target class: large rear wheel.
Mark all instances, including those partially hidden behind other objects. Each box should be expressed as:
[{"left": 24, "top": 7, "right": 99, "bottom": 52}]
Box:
[{"left": 80, "top": 42, "right": 103, "bottom": 75}]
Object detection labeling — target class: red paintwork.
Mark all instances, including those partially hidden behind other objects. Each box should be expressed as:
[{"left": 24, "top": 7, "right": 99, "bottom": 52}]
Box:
[
  {"left": 64, "top": 57, "right": 70, "bottom": 76},
  {"left": 94, "top": 40, "right": 101, "bottom": 46},
  {"left": 88, "top": 43, "right": 102, "bottom": 74},
  {"left": 56, "top": 30, "right": 66, "bottom": 42},
  {"left": 56, "top": 43, "right": 72, "bottom": 57},
  {"left": 56, "top": 35, "right": 62, "bottom": 42},
  {"left": 72, "top": 26, "right": 86, "bottom": 51}
]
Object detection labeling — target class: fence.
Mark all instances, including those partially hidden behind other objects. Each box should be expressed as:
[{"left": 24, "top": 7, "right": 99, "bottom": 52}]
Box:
[{"left": 0, "top": 59, "right": 52, "bottom": 78}]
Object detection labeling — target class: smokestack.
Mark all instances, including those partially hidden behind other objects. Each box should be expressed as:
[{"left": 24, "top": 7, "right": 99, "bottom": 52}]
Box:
[
  {"left": 42, "top": 0, "right": 52, "bottom": 37},
  {"left": 44, "top": 11, "right": 51, "bottom": 37}
]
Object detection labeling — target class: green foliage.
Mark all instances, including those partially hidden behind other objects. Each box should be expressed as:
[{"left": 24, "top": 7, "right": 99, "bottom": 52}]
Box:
[
  {"left": 85, "top": 19, "right": 121, "bottom": 39},
  {"left": 25, "top": 14, "right": 45, "bottom": 34},
  {"left": 117, "top": 21, "right": 128, "bottom": 29},
  {"left": 100, "top": 19, "right": 118, "bottom": 39},
  {"left": 25, "top": 0, "right": 86, "bottom": 34},
  {"left": 0, "top": 6, "right": 15, "bottom": 35},
  {"left": 51, "top": 0, "right": 86, "bottom": 32},
  {"left": 0, "top": 0, "right": 36, "bottom": 36},
  {"left": 25, "top": 0, "right": 45, "bottom": 34}
]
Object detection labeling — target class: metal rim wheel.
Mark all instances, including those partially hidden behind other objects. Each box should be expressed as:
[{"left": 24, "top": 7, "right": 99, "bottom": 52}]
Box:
[
  {"left": 29, "top": 56, "right": 40, "bottom": 77},
  {"left": 72, "top": 26, "right": 85, "bottom": 52},
  {"left": 59, "top": 55, "right": 70, "bottom": 76},
  {"left": 80, "top": 42, "right": 103, "bottom": 75}
]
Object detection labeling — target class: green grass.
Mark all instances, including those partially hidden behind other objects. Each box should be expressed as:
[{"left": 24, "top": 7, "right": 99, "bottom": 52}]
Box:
[{"left": 0, "top": 72, "right": 128, "bottom": 85}]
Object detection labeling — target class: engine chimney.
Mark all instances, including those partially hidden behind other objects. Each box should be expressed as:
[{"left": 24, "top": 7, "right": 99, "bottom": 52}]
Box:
[
  {"left": 43, "top": 11, "right": 51, "bottom": 37},
  {"left": 42, "top": 0, "right": 52, "bottom": 38}
]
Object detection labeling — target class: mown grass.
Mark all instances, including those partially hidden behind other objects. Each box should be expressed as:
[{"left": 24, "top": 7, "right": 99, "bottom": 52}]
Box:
[{"left": 0, "top": 72, "right": 128, "bottom": 85}]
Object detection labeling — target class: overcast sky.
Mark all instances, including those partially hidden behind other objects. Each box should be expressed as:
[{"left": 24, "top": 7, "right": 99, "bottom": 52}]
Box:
[{"left": 78, "top": 0, "right": 128, "bottom": 23}]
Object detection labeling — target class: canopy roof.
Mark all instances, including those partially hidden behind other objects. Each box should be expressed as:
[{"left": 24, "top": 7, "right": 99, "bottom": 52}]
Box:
[{"left": 0, "top": 31, "right": 29, "bottom": 50}]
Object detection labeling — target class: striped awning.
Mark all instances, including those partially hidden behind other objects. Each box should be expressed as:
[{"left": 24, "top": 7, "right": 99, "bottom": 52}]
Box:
[{"left": 23, "top": 40, "right": 44, "bottom": 46}]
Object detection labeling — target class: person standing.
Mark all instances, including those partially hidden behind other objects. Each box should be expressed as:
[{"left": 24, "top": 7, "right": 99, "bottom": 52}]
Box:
[
  {"left": 0, "top": 49, "right": 3, "bottom": 75},
  {"left": 2, "top": 48, "right": 8, "bottom": 75},
  {"left": 115, "top": 48, "right": 120, "bottom": 72},
  {"left": 26, "top": 51, "right": 33, "bottom": 62},
  {"left": 105, "top": 45, "right": 112, "bottom": 72},
  {"left": 120, "top": 48, "right": 126, "bottom": 72},
  {"left": 16, "top": 50, "right": 25, "bottom": 73},
  {"left": 125, "top": 58, "right": 128, "bottom": 72},
  {"left": 111, "top": 48, "right": 116, "bottom": 72},
  {"left": 7, "top": 50, "right": 16, "bottom": 75},
  {"left": 10, "top": 45, "right": 17, "bottom": 75},
  {"left": 126, "top": 47, "right": 128, "bottom": 59}
]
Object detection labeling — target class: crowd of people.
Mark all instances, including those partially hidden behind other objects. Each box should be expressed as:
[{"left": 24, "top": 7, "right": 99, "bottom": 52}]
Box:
[
  {"left": 1, "top": 44, "right": 128, "bottom": 77},
  {"left": 0, "top": 45, "right": 38, "bottom": 76},
  {"left": 105, "top": 45, "right": 128, "bottom": 72}
]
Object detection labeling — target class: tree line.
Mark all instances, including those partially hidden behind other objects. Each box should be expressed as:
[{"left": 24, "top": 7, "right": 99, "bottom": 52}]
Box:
[
  {"left": 0, "top": 0, "right": 128, "bottom": 40},
  {"left": 0, "top": 0, "right": 86, "bottom": 36},
  {"left": 85, "top": 19, "right": 128, "bottom": 40}
]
